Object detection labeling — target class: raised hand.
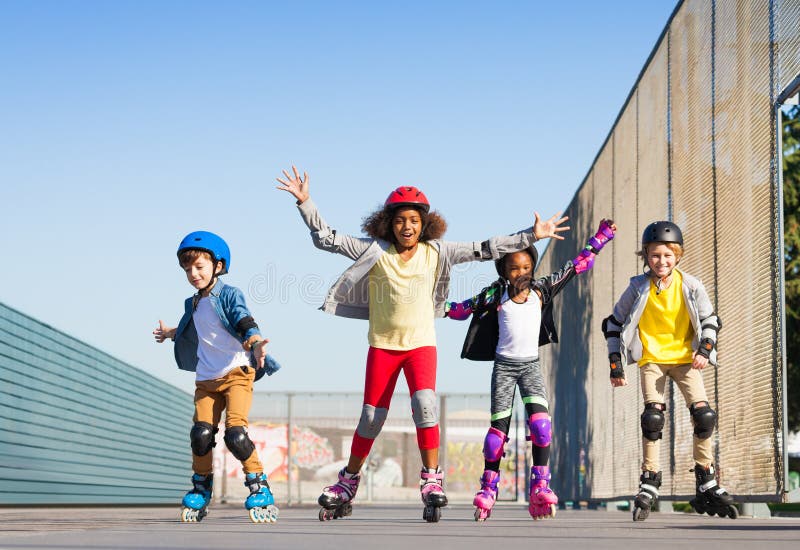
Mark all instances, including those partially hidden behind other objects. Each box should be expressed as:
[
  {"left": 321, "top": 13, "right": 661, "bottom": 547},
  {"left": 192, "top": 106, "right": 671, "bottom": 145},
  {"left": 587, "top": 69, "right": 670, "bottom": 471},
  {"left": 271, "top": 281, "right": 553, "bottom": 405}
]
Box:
[
  {"left": 153, "top": 320, "right": 176, "bottom": 343},
  {"left": 276, "top": 165, "right": 310, "bottom": 204},
  {"left": 533, "top": 211, "right": 570, "bottom": 241}
]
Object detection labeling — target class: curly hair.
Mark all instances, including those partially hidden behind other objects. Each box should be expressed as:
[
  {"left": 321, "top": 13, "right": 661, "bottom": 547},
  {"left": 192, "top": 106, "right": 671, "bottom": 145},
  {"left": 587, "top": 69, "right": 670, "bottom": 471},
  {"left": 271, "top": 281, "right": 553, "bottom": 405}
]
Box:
[{"left": 361, "top": 205, "right": 447, "bottom": 242}]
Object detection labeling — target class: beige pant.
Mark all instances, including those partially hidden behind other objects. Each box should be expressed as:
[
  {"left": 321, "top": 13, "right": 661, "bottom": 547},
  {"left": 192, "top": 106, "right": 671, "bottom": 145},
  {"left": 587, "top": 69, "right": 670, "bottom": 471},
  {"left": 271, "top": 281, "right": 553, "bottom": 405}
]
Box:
[
  {"left": 640, "top": 362, "right": 713, "bottom": 472},
  {"left": 192, "top": 366, "right": 263, "bottom": 475}
]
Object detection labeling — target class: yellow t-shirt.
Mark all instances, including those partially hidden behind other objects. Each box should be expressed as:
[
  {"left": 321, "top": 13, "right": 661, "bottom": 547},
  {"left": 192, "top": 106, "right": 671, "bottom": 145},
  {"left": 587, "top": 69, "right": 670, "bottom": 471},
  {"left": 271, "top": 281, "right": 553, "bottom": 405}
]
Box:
[
  {"left": 637, "top": 269, "right": 695, "bottom": 366},
  {"left": 368, "top": 242, "right": 438, "bottom": 350}
]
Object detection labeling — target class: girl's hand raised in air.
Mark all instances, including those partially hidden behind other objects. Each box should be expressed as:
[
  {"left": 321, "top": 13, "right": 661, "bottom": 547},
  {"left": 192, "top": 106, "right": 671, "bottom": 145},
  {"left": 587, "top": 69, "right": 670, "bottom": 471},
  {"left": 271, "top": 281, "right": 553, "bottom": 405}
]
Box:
[
  {"left": 276, "top": 165, "right": 310, "bottom": 204},
  {"left": 533, "top": 211, "right": 570, "bottom": 241}
]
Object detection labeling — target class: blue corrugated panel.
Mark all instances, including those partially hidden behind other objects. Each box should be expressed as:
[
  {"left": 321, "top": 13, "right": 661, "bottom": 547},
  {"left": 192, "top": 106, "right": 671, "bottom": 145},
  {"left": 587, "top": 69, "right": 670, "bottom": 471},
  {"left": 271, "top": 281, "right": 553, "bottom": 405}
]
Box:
[{"left": 0, "top": 302, "right": 194, "bottom": 504}]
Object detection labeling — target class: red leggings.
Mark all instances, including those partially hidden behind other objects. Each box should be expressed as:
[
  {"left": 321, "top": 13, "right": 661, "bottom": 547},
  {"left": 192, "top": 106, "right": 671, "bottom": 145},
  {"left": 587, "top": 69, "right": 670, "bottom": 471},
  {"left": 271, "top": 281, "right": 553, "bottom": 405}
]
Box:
[{"left": 350, "top": 346, "right": 439, "bottom": 458}]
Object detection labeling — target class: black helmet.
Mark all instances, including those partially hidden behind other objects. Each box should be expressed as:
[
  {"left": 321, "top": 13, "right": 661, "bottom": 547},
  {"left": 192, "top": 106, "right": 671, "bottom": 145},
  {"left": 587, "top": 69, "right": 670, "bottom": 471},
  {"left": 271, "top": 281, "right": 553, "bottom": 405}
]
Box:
[
  {"left": 641, "top": 221, "right": 683, "bottom": 248},
  {"left": 495, "top": 246, "right": 538, "bottom": 278}
]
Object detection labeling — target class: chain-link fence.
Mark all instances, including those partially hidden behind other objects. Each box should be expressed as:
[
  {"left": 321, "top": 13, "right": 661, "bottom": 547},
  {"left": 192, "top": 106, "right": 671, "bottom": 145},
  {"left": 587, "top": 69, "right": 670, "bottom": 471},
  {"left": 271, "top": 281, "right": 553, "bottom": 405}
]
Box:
[
  {"left": 536, "top": 0, "right": 800, "bottom": 503},
  {"left": 209, "top": 391, "right": 532, "bottom": 505}
]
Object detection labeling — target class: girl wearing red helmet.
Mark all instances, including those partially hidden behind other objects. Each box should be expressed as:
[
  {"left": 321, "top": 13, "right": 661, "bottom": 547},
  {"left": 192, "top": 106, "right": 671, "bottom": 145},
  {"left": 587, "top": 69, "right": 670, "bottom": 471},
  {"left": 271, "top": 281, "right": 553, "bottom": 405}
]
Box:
[{"left": 277, "top": 166, "right": 569, "bottom": 522}]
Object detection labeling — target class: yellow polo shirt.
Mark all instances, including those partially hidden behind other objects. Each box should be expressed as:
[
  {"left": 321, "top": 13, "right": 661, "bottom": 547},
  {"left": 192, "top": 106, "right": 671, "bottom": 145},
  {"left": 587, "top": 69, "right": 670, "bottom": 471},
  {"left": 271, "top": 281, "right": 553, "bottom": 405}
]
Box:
[
  {"left": 638, "top": 269, "right": 695, "bottom": 366},
  {"left": 368, "top": 242, "right": 438, "bottom": 350}
]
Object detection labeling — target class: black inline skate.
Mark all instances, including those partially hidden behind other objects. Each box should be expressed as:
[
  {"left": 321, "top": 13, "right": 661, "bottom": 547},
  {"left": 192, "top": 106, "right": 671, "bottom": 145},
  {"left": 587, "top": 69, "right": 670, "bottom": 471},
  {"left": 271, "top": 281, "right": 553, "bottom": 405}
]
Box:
[
  {"left": 632, "top": 470, "right": 661, "bottom": 522},
  {"left": 689, "top": 464, "right": 738, "bottom": 519}
]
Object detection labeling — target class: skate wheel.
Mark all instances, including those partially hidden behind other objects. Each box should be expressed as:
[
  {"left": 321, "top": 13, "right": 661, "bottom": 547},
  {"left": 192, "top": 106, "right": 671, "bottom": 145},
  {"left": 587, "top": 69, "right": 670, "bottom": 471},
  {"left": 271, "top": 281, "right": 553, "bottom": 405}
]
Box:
[
  {"left": 423, "top": 505, "right": 441, "bottom": 523},
  {"left": 548, "top": 504, "right": 557, "bottom": 518},
  {"left": 249, "top": 507, "right": 267, "bottom": 524},
  {"left": 333, "top": 502, "right": 352, "bottom": 519},
  {"left": 319, "top": 508, "right": 334, "bottom": 521},
  {"left": 727, "top": 505, "right": 739, "bottom": 519},
  {"left": 181, "top": 507, "right": 205, "bottom": 523},
  {"left": 473, "top": 507, "right": 488, "bottom": 522},
  {"left": 632, "top": 506, "right": 648, "bottom": 522},
  {"left": 251, "top": 505, "right": 278, "bottom": 524}
]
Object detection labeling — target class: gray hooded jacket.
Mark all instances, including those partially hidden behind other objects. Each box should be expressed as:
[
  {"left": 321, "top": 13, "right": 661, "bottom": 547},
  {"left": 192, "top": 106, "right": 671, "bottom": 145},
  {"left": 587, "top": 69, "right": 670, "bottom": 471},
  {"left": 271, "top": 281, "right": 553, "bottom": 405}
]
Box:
[
  {"left": 297, "top": 198, "right": 538, "bottom": 319},
  {"left": 603, "top": 269, "right": 721, "bottom": 366}
]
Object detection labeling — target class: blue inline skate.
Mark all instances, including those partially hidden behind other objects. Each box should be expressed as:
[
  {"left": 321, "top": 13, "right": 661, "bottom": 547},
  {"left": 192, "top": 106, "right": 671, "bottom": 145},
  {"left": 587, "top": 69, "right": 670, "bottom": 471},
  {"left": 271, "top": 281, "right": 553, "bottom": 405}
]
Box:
[
  {"left": 245, "top": 472, "right": 279, "bottom": 523},
  {"left": 181, "top": 473, "right": 212, "bottom": 522}
]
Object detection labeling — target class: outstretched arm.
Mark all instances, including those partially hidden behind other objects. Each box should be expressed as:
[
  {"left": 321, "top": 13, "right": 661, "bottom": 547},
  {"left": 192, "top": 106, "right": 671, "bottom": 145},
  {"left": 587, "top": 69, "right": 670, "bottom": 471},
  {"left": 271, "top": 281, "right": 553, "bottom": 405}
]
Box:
[
  {"left": 276, "top": 165, "right": 310, "bottom": 204},
  {"left": 572, "top": 219, "right": 616, "bottom": 274},
  {"left": 445, "top": 282, "right": 503, "bottom": 320},
  {"left": 445, "top": 212, "right": 570, "bottom": 266},
  {"left": 153, "top": 320, "right": 176, "bottom": 343},
  {"left": 276, "top": 166, "right": 372, "bottom": 260},
  {"left": 534, "top": 219, "right": 617, "bottom": 305}
]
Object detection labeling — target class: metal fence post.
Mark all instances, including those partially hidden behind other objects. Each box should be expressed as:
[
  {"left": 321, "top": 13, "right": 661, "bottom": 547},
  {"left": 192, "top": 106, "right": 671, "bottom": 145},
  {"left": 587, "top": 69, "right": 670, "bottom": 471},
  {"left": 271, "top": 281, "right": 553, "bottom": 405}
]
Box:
[
  {"left": 287, "top": 393, "right": 293, "bottom": 506},
  {"left": 439, "top": 394, "right": 447, "bottom": 476},
  {"left": 515, "top": 408, "right": 521, "bottom": 502}
]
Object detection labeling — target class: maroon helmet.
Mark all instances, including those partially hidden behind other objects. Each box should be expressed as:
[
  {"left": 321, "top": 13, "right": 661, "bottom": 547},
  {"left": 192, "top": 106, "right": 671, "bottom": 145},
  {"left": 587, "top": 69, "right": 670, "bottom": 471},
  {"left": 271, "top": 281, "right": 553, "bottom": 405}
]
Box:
[{"left": 384, "top": 186, "right": 430, "bottom": 213}]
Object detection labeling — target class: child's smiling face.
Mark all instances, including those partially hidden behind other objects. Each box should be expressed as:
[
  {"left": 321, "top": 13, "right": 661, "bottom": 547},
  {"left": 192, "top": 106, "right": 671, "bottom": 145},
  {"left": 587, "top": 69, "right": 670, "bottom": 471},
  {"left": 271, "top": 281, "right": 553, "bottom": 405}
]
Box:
[
  {"left": 503, "top": 251, "right": 534, "bottom": 290},
  {"left": 646, "top": 243, "right": 678, "bottom": 279},
  {"left": 182, "top": 254, "right": 222, "bottom": 291},
  {"left": 392, "top": 207, "right": 423, "bottom": 249}
]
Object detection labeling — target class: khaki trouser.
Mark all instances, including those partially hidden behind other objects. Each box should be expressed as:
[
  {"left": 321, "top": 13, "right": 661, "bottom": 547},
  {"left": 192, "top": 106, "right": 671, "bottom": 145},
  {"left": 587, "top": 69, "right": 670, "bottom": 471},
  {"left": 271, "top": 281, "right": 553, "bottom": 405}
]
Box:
[
  {"left": 640, "top": 362, "right": 713, "bottom": 472},
  {"left": 192, "top": 366, "right": 262, "bottom": 475}
]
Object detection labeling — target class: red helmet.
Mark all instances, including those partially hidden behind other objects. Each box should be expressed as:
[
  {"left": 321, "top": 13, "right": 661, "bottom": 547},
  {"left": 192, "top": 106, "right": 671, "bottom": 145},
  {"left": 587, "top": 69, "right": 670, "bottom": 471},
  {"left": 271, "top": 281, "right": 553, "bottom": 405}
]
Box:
[{"left": 384, "top": 186, "right": 430, "bottom": 213}]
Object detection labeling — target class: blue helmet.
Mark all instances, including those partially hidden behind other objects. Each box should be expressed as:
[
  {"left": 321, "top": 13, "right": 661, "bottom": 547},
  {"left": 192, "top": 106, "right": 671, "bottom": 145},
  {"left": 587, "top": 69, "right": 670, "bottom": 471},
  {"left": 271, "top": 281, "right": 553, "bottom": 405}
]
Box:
[{"left": 177, "top": 231, "right": 231, "bottom": 274}]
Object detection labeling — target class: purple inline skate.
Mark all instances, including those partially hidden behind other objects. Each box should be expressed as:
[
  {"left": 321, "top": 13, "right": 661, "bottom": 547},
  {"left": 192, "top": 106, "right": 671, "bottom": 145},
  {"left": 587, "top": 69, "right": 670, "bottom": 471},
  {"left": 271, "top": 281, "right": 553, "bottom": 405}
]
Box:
[
  {"left": 528, "top": 466, "right": 558, "bottom": 520},
  {"left": 473, "top": 470, "right": 500, "bottom": 521}
]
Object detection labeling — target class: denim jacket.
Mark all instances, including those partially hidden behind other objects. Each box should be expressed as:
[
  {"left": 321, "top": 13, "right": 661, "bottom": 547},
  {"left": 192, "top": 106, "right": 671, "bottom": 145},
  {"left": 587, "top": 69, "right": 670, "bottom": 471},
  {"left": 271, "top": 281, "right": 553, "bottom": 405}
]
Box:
[{"left": 173, "top": 280, "right": 280, "bottom": 379}]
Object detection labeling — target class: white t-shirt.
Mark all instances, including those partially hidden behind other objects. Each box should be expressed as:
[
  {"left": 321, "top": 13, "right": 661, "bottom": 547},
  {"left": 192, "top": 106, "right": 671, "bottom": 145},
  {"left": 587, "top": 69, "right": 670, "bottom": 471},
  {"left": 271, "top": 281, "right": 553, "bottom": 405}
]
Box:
[
  {"left": 495, "top": 289, "right": 541, "bottom": 360},
  {"left": 193, "top": 297, "right": 250, "bottom": 381}
]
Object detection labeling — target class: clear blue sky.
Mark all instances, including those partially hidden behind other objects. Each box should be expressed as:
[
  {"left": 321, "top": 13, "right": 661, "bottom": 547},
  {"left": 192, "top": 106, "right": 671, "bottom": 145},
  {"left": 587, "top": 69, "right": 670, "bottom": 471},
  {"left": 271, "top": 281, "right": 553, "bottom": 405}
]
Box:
[{"left": 1, "top": 1, "right": 678, "bottom": 395}]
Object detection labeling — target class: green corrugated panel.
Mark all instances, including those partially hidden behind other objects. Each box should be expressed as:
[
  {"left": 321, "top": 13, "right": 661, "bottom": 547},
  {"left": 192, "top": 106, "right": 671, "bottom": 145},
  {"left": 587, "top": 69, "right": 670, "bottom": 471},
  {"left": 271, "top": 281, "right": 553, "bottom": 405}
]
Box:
[{"left": 0, "top": 302, "right": 194, "bottom": 505}]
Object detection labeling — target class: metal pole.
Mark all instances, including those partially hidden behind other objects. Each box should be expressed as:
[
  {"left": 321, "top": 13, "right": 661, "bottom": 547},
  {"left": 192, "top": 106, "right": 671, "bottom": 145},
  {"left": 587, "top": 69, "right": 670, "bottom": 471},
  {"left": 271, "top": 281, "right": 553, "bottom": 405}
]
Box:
[
  {"left": 515, "top": 408, "right": 520, "bottom": 502},
  {"left": 776, "top": 104, "right": 789, "bottom": 497},
  {"left": 287, "top": 393, "right": 293, "bottom": 506},
  {"left": 220, "top": 445, "right": 228, "bottom": 504},
  {"left": 439, "top": 394, "right": 447, "bottom": 476}
]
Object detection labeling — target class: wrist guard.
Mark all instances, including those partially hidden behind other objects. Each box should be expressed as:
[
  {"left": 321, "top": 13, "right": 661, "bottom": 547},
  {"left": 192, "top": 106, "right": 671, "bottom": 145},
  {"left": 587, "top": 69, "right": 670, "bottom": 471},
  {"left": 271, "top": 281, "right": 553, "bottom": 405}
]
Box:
[
  {"left": 445, "top": 300, "right": 473, "bottom": 321},
  {"left": 695, "top": 338, "right": 715, "bottom": 359},
  {"left": 572, "top": 219, "right": 616, "bottom": 274},
  {"left": 587, "top": 219, "right": 615, "bottom": 253},
  {"left": 609, "top": 352, "right": 625, "bottom": 379}
]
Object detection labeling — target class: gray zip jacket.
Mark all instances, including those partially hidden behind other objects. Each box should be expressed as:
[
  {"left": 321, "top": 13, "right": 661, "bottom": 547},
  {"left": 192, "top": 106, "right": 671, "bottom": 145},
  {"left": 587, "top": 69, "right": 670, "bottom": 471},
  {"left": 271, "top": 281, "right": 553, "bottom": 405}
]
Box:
[
  {"left": 603, "top": 269, "right": 721, "bottom": 366},
  {"left": 297, "top": 198, "right": 537, "bottom": 319}
]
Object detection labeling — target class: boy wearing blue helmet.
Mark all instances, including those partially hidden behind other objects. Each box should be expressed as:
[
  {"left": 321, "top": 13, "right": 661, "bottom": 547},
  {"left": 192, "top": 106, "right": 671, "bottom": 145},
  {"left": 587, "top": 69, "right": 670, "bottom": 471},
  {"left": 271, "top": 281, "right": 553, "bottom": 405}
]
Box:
[{"left": 154, "top": 231, "right": 279, "bottom": 524}]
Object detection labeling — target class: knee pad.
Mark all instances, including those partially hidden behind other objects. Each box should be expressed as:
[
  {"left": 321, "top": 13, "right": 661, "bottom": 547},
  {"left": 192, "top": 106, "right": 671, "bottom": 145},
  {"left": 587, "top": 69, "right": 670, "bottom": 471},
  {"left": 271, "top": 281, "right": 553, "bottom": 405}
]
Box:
[
  {"left": 224, "top": 426, "right": 256, "bottom": 461},
  {"left": 356, "top": 404, "right": 389, "bottom": 439},
  {"left": 690, "top": 404, "right": 717, "bottom": 440},
  {"left": 411, "top": 389, "right": 438, "bottom": 428},
  {"left": 528, "top": 413, "right": 552, "bottom": 447},
  {"left": 483, "top": 427, "right": 508, "bottom": 462},
  {"left": 189, "top": 422, "right": 217, "bottom": 457},
  {"left": 640, "top": 403, "right": 665, "bottom": 441}
]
